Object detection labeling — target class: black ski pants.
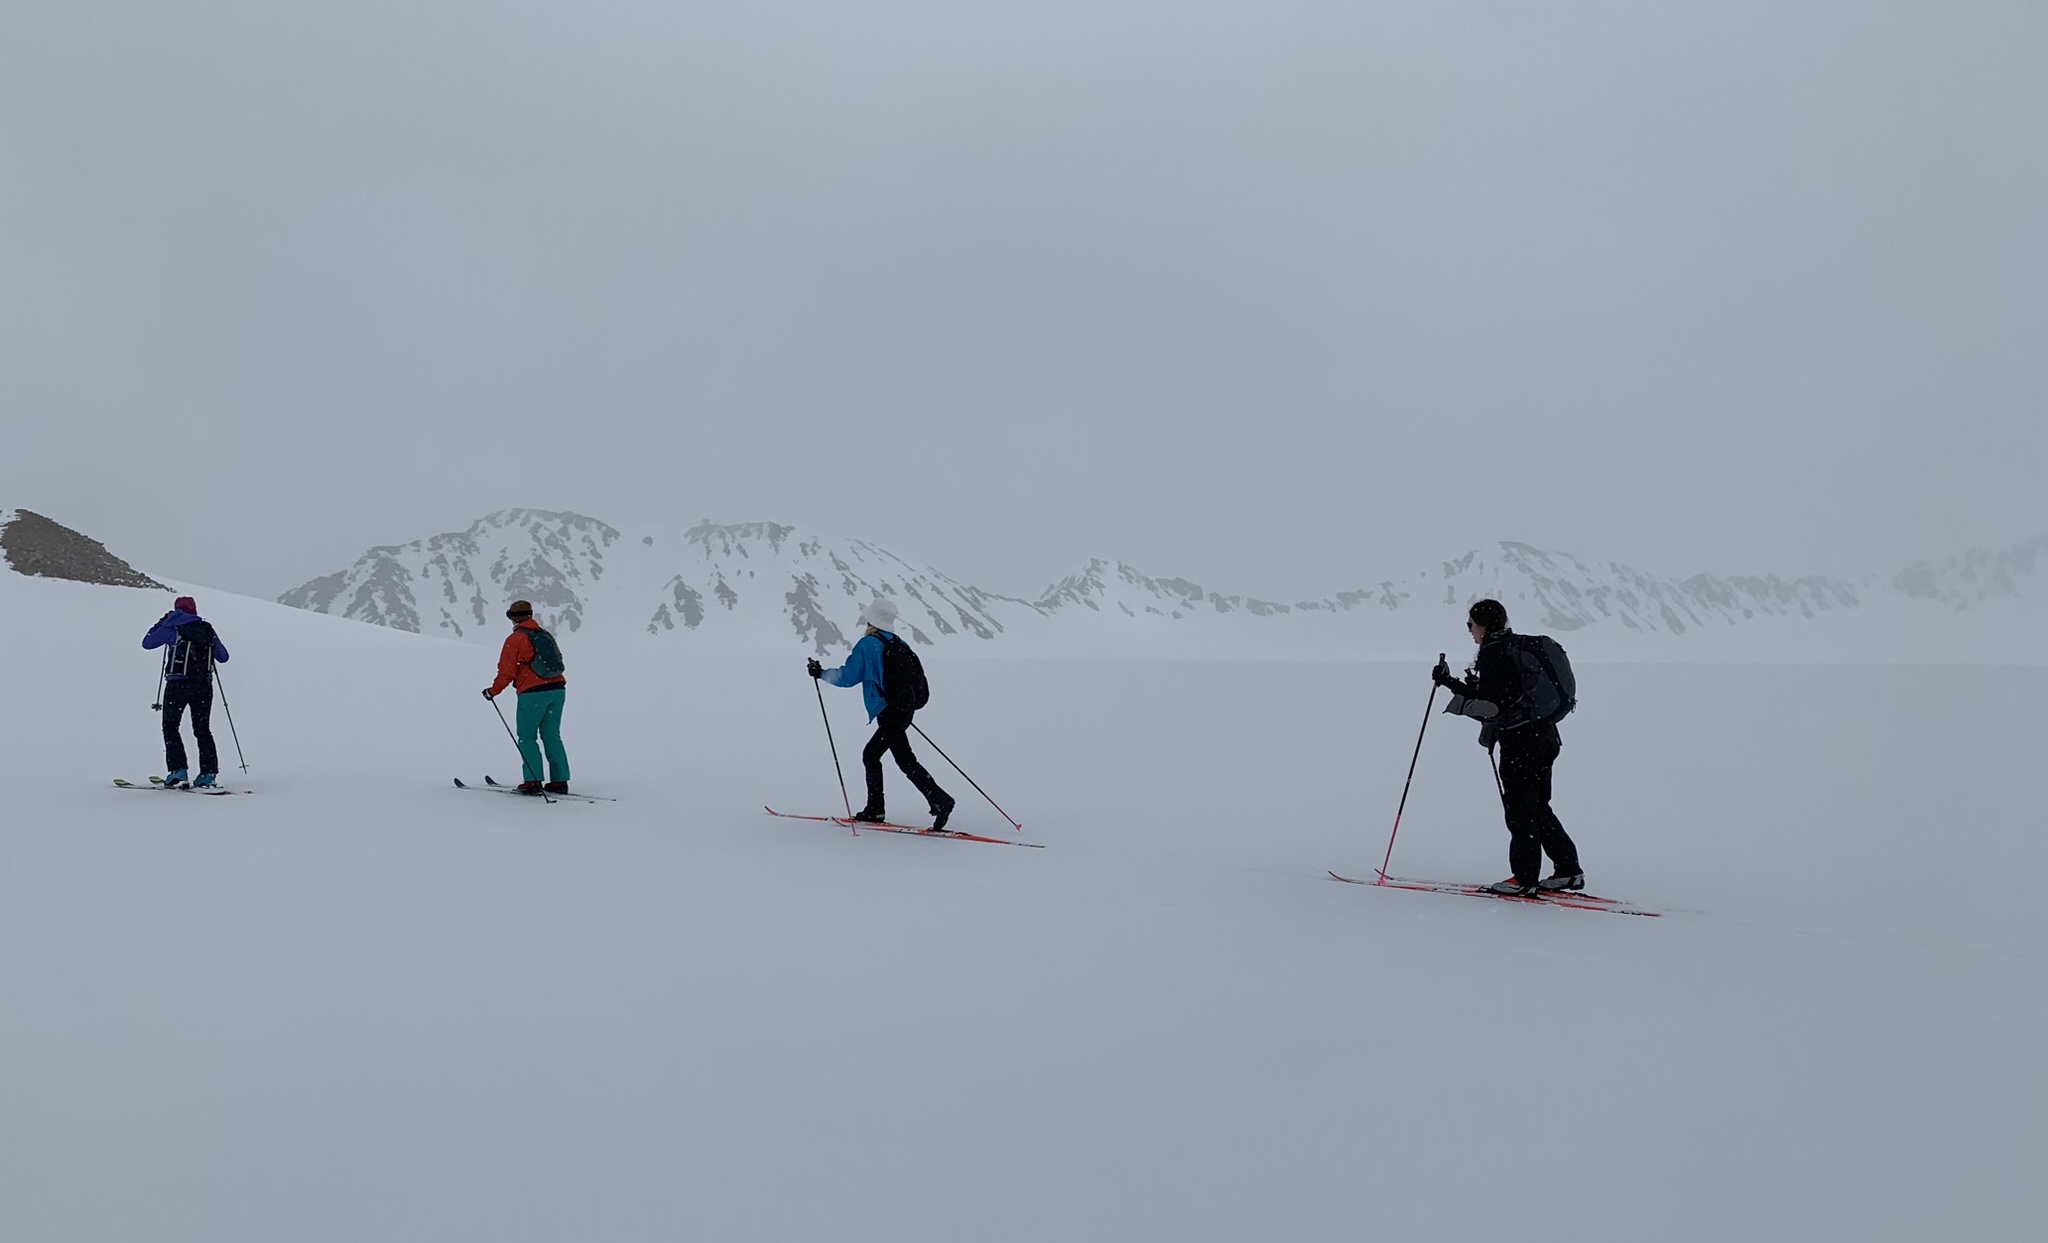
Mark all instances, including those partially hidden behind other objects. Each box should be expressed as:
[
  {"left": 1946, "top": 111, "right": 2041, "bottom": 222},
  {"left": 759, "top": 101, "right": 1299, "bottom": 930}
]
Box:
[
  {"left": 1497, "top": 730, "right": 1581, "bottom": 885},
  {"left": 162, "top": 678, "right": 219, "bottom": 775},
  {"left": 860, "top": 707, "right": 947, "bottom": 815}
]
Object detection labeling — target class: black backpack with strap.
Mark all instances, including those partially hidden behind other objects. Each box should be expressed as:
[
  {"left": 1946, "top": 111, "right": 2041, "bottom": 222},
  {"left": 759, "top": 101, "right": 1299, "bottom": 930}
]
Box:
[
  {"left": 165, "top": 620, "right": 217, "bottom": 679},
  {"left": 1506, "top": 633, "right": 1576, "bottom": 727},
  {"left": 878, "top": 633, "right": 929, "bottom": 711}
]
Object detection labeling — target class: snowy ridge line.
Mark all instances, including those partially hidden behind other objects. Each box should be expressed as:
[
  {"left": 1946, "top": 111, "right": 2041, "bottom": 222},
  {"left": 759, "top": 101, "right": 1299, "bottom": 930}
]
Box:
[{"left": 274, "top": 509, "right": 2048, "bottom": 659}]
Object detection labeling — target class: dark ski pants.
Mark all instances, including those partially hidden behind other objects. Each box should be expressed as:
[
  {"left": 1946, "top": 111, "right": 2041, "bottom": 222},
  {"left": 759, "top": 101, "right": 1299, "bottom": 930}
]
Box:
[
  {"left": 860, "top": 707, "right": 947, "bottom": 816},
  {"left": 1497, "top": 731, "right": 1581, "bottom": 885},
  {"left": 161, "top": 678, "right": 219, "bottom": 775}
]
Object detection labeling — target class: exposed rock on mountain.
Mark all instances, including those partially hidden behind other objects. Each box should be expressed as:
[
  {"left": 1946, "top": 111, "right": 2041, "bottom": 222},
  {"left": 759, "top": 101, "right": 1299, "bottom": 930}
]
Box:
[
  {"left": 278, "top": 509, "right": 2048, "bottom": 658},
  {"left": 279, "top": 510, "right": 619, "bottom": 637},
  {"left": 0, "top": 509, "right": 165, "bottom": 589}
]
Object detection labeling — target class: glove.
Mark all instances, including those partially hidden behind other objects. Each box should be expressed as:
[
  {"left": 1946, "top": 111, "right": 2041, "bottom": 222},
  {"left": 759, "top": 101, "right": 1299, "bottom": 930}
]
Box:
[
  {"left": 1478, "top": 720, "right": 1499, "bottom": 750},
  {"left": 1431, "top": 658, "right": 1455, "bottom": 688},
  {"left": 482, "top": 688, "right": 495, "bottom": 700},
  {"left": 806, "top": 658, "right": 823, "bottom": 679}
]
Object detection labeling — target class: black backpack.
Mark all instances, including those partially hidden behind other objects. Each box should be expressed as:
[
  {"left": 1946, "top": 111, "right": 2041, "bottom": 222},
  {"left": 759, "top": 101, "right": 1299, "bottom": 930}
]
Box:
[
  {"left": 165, "top": 620, "right": 217, "bottom": 678},
  {"left": 1507, "top": 633, "right": 1576, "bottom": 726},
  {"left": 878, "top": 633, "right": 929, "bottom": 711},
  {"left": 526, "top": 626, "right": 567, "bottom": 680}
]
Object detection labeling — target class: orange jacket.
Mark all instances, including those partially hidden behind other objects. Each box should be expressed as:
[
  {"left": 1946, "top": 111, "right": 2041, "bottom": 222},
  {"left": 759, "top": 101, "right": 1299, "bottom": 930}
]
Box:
[{"left": 490, "top": 618, "right": 567, "bottom": 696}]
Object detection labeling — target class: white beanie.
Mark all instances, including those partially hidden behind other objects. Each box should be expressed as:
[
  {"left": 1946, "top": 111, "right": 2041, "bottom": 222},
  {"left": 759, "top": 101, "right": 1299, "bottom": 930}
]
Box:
[{"left": 859, "top": 597, "right": 898, "bottom": 631}]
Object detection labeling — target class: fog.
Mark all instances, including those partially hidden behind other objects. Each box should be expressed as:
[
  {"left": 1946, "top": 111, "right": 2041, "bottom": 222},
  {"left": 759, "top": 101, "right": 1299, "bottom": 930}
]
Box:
[{"left": 4, "top": 0, "right": 2042, "bottom": 598}]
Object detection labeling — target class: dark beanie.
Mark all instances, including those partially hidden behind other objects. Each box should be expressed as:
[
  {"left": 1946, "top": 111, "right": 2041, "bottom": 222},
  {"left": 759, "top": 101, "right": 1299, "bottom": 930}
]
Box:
[
  {"left": 1468, "top": 598, "right": 1508, "bottom": 630},
  {"left": 507, "top": 600, "right": 534, "bottom": 618},
  {"left": 175, "top": 596, "right": 198, "bottom": 615}
]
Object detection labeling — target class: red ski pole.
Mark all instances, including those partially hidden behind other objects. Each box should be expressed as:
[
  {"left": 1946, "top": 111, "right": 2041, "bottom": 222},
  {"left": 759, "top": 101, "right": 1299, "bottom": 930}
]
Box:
[{"left": 1376, "top": 656, "right": 1444, "bottom": 884}]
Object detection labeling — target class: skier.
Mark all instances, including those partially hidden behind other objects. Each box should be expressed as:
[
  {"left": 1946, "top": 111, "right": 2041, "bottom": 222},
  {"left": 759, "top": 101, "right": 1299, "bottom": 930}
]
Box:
[
  {"left": 484, "top": 600, "right": 571, "bottom": 795},
  {"left": 807, "top": 597, "right": 955, "bottom": 829},
  {"left": 1432, "top": 598, "right": 1585, "bottom": 895},
  {"left": 142, "top": 595, "right": 231, "bottom": 788}
]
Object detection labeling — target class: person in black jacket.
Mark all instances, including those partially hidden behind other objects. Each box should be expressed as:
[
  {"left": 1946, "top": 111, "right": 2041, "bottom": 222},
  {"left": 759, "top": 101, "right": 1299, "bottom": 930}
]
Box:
[{"left": 1432, "top": 598, "right": 1584, "bottom": 896}]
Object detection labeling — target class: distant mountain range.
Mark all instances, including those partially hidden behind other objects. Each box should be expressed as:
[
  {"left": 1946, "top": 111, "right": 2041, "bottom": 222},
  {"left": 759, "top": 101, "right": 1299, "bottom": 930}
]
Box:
[{"left": 274, "top": 509, "right": 2048, "bottom": 661}]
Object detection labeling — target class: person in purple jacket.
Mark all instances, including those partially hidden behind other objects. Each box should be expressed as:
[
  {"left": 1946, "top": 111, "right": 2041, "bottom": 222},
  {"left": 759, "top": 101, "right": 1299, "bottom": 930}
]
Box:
[{"left": 142, "top": 595, "right": 231, "bottom": 787}]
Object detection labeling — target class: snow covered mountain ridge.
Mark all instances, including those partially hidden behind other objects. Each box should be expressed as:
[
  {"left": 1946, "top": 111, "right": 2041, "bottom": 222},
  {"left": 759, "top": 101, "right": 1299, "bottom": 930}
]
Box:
[{"left": 275, "top": 510, "right": 2048, "bottom": 661}]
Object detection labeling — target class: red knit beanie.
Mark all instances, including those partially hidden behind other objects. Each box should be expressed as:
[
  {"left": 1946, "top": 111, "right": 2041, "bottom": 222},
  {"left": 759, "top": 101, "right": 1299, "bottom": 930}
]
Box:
[{"left": 175, "top": 596, "right": 198, "bottom": 615}]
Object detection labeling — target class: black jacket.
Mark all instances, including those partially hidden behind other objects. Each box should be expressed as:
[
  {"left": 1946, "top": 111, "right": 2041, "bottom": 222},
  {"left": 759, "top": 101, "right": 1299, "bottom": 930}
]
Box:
[{"left": 1443, "top": 630, "right": 1559, "bottom": 745}]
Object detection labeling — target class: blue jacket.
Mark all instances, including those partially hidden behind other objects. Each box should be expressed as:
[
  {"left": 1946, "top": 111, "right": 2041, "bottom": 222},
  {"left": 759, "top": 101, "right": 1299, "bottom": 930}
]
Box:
[
  {"left": 143, "top": 610, "right": 230, "bottom": 679},
  {"left": 821, "top": 631, "right": 893, "bottom": 721}
]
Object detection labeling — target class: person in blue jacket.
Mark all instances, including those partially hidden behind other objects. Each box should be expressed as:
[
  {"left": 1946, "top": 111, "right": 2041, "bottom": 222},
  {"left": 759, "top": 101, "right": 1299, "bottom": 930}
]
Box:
[
  {"left": 807, "top": 597, "right": 955, "bottom": 828},
  {"left": 143, "top": 595, "right": 231, "bottom": 787}
]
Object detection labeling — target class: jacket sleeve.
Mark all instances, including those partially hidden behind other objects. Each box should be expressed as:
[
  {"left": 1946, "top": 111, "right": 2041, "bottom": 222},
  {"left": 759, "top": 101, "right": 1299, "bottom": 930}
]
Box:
[
  {"left": 1468, "top": 641, "right": 1523, "bottom": 718},
  {"left": 211, "top": 633, "right": 230, "bottom": 664},
  {"left": 142, "top": 616, "right": 177, "bottom": 650},
  {"left": 821, "top": 637, "right": 879, "bottom": 689},
  {"left": 491, "top": 632, "right": 530, "bottom": 696}
]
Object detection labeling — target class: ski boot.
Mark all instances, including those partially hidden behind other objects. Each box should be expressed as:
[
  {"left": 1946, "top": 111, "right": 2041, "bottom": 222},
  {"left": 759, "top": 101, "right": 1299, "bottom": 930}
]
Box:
[
  {"left": 193, "top": 773, "right": 218, "bottom": 789},
  {"left": 516, "top": 781, "right": 546, "bottom": 796},
  {"left": 1485, "top": 877, "right": 1539, "bottom": 896},
  {"left": 543, "top": 781, "right": 569, "bottom": 795},
  {"left": 929, "top": 793, "right": 957, "bottom": 832},
  {"left": 1538, "top": 872, "right": 1585, "bottom": 892},
  {"left": 849, "top": 807, "right": 887, "bottom": 824},
  {"left": 163, "top": 768, "right": 189, "bottom": 789}
]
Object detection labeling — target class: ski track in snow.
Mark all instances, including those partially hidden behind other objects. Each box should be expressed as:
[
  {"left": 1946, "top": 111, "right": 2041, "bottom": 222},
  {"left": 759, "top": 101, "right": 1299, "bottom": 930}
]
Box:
[{"left": 1, "top": 571, "right": 2043, "bottom": 1243}]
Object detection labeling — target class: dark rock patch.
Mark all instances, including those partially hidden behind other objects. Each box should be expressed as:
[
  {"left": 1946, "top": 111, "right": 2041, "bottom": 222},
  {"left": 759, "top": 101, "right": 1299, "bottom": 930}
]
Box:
[{"left": 1, "top": 509, "right": 166, "bottom": 589}]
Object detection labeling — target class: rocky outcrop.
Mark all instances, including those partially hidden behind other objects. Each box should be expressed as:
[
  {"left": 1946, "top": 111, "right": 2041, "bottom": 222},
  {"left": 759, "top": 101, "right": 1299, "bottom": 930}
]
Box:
[{"left": 0, "top": 509, "right": 165, "bottom": 589}]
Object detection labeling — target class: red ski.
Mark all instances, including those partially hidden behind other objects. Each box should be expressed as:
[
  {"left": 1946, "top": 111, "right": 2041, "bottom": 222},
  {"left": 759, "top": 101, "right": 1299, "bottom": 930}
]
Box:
[
  {"left": 764, "top": 807, "right": 1045, "bottom": 849},
  {"left": 1328, "top": 871, "right": 1660, "bottom": 917}
]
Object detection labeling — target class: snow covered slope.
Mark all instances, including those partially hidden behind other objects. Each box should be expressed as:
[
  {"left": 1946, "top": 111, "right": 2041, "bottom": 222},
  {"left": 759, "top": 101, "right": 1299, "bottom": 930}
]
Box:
[
  {"left": 280, "top": 510, "right": 2048, "bottom": 661},
  {"left": 2, "top": 564, "right": 2042, "bottom": 1242}
]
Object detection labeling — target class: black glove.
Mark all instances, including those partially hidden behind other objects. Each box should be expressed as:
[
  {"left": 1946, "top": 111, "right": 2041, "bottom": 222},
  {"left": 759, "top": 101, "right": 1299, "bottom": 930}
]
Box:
[
  {"left": 1431, "top": 658, "right": 1454, "bottom": 688},
  {"left": 806, "top": 658, "right": 823, "bottom": 679}
]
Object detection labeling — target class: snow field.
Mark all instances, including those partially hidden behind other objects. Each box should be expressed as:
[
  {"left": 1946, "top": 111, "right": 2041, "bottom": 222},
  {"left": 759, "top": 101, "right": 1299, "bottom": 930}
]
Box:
[{"left": 1, "top": 571, "right": 2041, "bottom": 1241}]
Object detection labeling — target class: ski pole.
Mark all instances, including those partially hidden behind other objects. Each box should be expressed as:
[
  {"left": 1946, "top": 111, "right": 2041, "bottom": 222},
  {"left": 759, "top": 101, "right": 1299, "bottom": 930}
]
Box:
[
  {"left": 486, "top": 689, "right": 519, "bottom": 749},
  {"left": 1375, "top": 656, "right": 1443, "bottom": 883},
  {"left": 813, "top": 677, "right": 855, "bottom": 831},
  {"left": 151, "top": 653, "right": 166, "bottom": 712},
  {"left": 213, "top": 665, "right": 249, "bottom": 773},
  {"left": 909, "top": 722, "right": 1022, "bottom": 832},
  {"left": 484, "top": 690, "right": 553, "bottom": 801}
]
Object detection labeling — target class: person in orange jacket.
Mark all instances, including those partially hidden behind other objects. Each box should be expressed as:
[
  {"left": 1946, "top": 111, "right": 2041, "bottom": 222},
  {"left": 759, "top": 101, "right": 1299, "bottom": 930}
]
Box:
[{"left": 483, "top": 600, "right": 570, "bottom": 794}]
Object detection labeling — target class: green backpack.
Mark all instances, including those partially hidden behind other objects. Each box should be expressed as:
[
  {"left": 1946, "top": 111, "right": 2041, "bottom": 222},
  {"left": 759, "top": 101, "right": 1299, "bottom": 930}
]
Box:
[{"left": 526, "top": 626, "right": 567, "bottom": 679}]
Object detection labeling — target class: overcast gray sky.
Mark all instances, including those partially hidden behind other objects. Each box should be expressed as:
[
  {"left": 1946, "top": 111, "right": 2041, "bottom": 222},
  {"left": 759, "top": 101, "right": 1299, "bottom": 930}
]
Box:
[{"left": 4, "top": 0, "right": 2043, "bottom": 600}]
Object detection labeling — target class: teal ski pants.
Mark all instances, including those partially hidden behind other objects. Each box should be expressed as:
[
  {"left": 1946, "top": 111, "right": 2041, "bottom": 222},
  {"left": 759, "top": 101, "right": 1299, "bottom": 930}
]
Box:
[{"left": 515, "top": 687, "right": 570, "bottom": 783}]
